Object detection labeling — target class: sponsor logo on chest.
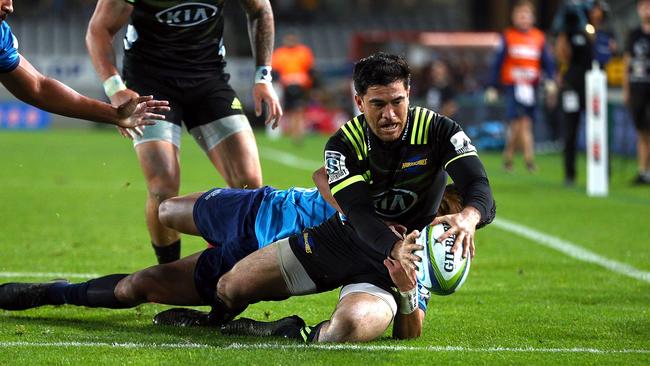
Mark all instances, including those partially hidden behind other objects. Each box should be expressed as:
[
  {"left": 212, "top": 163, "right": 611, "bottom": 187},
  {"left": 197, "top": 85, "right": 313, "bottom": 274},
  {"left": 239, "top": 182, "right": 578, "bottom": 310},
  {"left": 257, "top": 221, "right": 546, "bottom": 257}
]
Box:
[
  {"left": 156, "top": 2, "right": 219, "bottom": 27},
  {"left": 373, "top": 188, "right": 418, "bottom": 218}
]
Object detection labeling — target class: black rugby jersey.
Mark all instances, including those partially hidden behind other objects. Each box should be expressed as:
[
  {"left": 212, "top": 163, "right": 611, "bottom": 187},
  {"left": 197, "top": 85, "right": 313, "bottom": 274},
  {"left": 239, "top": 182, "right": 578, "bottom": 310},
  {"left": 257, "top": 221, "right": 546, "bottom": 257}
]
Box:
[
  {"left": 123, "top": 0, "right": 226, "bottom": 77},
  {"left": 626, "top": 27, "right": 650, "bottom": 85},
  {"left": 322, "top": 106, "right": 494, "bottom": 259}
]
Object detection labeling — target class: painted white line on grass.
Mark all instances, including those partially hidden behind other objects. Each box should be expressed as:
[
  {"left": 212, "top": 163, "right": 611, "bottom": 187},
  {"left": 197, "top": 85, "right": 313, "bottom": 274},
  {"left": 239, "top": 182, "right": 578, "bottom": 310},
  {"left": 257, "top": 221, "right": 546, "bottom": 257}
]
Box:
[
  {"left": 0, "top": 272, "right": 99, "bottom": 279},
  {"left": 258, "top": 147, "right": 321, "bottom": 171},
  {"left": 493, "top": 218, "right": 650, "bottom": 284},
  {"left": 0, "top": 341, "right": 648, "bottom": 354}
]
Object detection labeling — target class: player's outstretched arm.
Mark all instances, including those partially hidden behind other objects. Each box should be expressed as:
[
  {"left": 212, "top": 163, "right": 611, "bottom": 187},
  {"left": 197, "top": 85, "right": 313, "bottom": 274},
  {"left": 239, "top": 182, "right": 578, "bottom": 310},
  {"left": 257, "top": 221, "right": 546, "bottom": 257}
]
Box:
[
  {"left": 239, "top": 0, "right": 282, "bottom": 126},
  {"left": 0, "top": 56, "right": 168, "bottom": 128}
]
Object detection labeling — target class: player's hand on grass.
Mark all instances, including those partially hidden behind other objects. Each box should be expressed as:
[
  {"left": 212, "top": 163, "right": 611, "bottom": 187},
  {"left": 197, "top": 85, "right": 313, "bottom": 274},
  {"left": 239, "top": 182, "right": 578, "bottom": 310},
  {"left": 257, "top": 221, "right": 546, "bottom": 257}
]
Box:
[
  {"left": 432, "top": 207, "right": 481, "bottom": 259},
  {"left": 253, "top": 82, "right": 282, "bottom": 129},
  {"left": 384, "top": 257, "right": 416, "bottom": 292},
  {"left": 389, "top": 230, "right": 423, "bottom": 272},
  {"left": 115, "top": 95, "right": 170, "bottom": 136}
]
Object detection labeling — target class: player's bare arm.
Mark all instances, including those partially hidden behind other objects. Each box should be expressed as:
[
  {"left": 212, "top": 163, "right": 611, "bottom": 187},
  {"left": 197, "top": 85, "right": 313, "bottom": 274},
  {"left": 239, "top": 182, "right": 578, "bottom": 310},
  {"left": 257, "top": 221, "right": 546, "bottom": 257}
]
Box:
[
  {"left": 86, "top": 0, "right": 141, "bottom": 137},
  {"left": 384, "top": 258, "right": 425, "bottom": 339},
  {"left": 239, "top": 0, "right": 282, "bottom": 126},
  {"left": 312, "top": 167, "right": 342, "bottom": 213},
  {"left": 0, "top": 56, "right": 168, "bottom": 128}
]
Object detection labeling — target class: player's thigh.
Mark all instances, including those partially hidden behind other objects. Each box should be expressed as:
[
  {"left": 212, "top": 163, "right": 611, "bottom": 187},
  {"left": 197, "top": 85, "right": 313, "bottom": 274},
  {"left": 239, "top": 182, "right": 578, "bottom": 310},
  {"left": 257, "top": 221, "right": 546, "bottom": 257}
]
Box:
[
  {"left": 218, "top": 240, "right": 292, "bottom": 303},
  {"left": 158, "top": 192, "right": 204, "bottom": 235},
  {"left": 206, "top": 129, "right": 261, "bottom": 188},
  {"left": 324, "top": 290, "right": 394, "bottom": 342},
  {"left": 118, "top": 251, "right": 204, "bottom": 306}
]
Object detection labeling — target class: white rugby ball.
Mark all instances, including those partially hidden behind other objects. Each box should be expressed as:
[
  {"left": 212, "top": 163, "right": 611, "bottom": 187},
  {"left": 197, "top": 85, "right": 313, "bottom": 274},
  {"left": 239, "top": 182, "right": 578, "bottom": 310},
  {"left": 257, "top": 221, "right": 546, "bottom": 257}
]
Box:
[{"left": 414, "top": 223, "right": 471, "bottom": 296}]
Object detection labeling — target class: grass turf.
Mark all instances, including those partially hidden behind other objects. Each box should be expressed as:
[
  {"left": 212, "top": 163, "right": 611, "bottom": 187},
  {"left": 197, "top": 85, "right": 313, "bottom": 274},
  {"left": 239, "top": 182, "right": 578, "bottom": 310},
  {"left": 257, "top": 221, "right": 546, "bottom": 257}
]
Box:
[{"left": 0, "top": 129, "right": 648, "bottom": 365}]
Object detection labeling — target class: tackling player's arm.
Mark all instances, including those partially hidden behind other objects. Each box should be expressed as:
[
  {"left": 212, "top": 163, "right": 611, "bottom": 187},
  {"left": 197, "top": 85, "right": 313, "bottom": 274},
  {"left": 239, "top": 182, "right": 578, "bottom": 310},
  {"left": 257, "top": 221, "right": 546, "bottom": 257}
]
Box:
[
  {"left": 238, "top": 0, "right": 282, "bottom": 126},
  {"left": 384, "top": 254, "right": 425, "bottom": 340},
  {"left": 431, "top": 116, "right": 495, "bottom": 259},
  {"left": 312, "top": 167, "right": 342, "bottom": 214},
  {"left": 325, "top": 136, "right": 421, "bottom": 270},
  {"left": 0, "top": 55, "right": 167, "bottom": 128}
]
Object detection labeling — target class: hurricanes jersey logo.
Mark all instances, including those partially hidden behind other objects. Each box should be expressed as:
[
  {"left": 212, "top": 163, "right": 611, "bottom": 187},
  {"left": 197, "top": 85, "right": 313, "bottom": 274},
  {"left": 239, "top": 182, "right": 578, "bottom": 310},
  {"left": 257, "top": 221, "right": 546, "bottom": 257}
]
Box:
[{"left": 156, "top": 3, "right": 219, "bottom": 27}]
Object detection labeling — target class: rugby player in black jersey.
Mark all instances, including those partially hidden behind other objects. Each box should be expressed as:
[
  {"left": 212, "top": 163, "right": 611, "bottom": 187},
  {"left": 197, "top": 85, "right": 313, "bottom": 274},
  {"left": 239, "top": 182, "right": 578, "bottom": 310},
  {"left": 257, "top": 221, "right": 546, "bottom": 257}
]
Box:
[
  {"left": 85, "top": 0, "right": 281, "bottom": 264},
  {"left": 194, "top": 53, "right": 495, "bottom": 342}
]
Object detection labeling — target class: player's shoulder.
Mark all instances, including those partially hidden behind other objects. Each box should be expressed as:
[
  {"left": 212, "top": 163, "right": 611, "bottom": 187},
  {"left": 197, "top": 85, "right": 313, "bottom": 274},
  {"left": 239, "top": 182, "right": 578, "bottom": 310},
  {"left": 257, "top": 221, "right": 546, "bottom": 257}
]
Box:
[
  {"left": 328, "top": 114, "right": 368, "bottom": 160},
  {"left": 407, "top": 106, "right": 438, "bottom": 145}
]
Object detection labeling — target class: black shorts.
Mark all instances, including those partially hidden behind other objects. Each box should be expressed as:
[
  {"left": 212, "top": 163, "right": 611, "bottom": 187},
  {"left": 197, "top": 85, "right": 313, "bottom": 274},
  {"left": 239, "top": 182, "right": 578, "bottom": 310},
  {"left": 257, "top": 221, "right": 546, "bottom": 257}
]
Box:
[
  {"left": 287, "top": 229, "right": 394, "bottom": 294},
  {"left": 629, "top": 85, "right": 650, "bottom": 132},
  {"left": 123, "top": 66, "right": 244, "bottom": 130},
  {"left": 283, "top": 84, "right": 307, "bottom": 111}
]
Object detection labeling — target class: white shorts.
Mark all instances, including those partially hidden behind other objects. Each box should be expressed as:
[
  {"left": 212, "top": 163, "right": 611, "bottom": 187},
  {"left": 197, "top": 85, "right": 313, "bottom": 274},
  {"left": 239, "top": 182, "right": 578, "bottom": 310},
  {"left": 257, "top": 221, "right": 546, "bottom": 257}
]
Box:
[{"left": 339, "top": 283, "right": 398, "bottom": 317}]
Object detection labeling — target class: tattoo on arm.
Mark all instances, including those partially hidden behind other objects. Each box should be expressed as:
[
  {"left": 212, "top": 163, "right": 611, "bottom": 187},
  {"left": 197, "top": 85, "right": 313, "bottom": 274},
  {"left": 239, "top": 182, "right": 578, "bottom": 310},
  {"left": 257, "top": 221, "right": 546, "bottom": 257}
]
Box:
[{"left": 239, "top": 0, "right": 274, "bottom": 66}]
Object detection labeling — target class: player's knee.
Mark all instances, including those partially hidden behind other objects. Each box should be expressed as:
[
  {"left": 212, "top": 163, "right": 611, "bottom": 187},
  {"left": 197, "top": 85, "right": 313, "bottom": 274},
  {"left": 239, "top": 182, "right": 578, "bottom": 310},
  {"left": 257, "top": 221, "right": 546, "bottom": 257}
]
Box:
[
  {"left": 216, "top": 273, "right": 240, "bottom": 309},
  {"left": 147, "top": 184, "right": 179, "bottom": 204},
  {"left": 325, "top": 300, "right": 392, "bottom": 342},
  {"left": 229, "top": 168, "right": 262, "bottom": 189},
  {"left": 158, "top": 198, "right": 177, "bottom": 228},
  {"left": 114, "top": 274, "right": 143, "bottom": 304}
]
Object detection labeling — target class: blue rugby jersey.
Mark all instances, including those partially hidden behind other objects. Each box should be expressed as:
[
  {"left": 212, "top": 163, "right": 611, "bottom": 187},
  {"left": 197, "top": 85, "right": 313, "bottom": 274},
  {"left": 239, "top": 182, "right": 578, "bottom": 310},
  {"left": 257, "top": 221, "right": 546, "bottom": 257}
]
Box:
[
  {"left": 0, "top": 22, "right": 19, "bottom": 73},
  {"left": 255, "top": 187, "right": 336, "bottom": 248}
]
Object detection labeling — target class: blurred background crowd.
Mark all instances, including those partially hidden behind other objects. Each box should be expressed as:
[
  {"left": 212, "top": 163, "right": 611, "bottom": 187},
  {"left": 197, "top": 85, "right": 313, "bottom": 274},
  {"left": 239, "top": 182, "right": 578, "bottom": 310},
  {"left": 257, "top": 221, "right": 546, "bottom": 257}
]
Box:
[{"left": 0, "top": 0, "right": 644, "bottom": 162}]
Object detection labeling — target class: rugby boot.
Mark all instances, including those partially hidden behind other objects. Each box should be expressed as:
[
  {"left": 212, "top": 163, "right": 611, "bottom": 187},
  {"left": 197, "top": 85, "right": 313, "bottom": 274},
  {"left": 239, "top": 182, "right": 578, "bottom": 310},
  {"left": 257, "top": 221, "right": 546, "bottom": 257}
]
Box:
[
  {"left": 219, "top": 315, "right": 306, "bottom": 340},
  {"left": 0, "top": 280, "right": 69, "bottom": 310},
  {"left": 153, "top": 307, "right": 218, "bottom": 327}
]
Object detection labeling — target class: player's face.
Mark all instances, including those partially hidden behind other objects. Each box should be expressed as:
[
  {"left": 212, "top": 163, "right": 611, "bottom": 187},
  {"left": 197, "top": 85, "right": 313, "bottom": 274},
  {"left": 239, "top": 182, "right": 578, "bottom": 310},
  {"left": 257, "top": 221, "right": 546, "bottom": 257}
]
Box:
[
  {"left": 355, "top": 80, "right": 410, "bottom": 142},
  {"left": 0, "top": 0, "right": 13, "bottom": 22},
  {"left": 512, "top": 5, "right": 534, "bottom": 31}
]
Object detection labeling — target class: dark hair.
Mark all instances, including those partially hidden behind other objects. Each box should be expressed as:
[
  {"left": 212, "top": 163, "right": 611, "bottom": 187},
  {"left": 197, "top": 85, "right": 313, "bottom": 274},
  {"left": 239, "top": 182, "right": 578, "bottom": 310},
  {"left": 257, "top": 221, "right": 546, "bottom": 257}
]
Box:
[{"left": 352, "top": 53, "right": 411, "bottom": 96}]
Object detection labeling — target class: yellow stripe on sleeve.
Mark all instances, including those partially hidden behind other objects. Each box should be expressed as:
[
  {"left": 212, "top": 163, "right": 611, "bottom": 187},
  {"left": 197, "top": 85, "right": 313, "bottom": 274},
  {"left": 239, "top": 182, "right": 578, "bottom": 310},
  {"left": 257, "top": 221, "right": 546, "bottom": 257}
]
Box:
[
  {"left": 341, "top": 125, "right": 363, "bottom": 161},
  {"left": 444, "top": 152, "right": 479, "bottom": 169},
  {"left": 423, "top": 110, "right": 434, "bottom": 144},
  {"left": 331, "top": 175, "right": 365, "bottom": 195}
]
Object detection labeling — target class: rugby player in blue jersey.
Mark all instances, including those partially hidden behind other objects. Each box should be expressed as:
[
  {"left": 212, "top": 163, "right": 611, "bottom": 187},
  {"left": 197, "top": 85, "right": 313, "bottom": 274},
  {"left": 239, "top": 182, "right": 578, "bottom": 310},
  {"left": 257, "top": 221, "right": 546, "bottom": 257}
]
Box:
[
  {"left": 0, "top": 1, "right": 169, "bottom": 131},
  {"left": 0, "top": 172, "right": 464, "bottom": 339}
]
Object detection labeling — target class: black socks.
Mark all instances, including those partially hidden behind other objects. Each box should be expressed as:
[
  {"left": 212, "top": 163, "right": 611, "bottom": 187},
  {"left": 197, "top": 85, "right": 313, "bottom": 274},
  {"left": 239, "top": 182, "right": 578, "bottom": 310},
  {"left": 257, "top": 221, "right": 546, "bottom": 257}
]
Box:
[
  {"left": 47, "top": 274, "right": 130, "bottom": 308},
  {"left": 152, "top": 240, "right": 181, "bottom": 264}
]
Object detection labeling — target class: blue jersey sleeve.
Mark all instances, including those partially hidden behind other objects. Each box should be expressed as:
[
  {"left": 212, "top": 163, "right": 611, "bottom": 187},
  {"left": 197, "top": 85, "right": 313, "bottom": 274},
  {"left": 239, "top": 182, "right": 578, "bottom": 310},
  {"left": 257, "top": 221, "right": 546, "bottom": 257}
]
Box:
[
  {"left": 0, "top": 22, "right": 19, "bottom": 73},
  {"left": 417, "top": 278, "right": 431, "bottom": 312}
]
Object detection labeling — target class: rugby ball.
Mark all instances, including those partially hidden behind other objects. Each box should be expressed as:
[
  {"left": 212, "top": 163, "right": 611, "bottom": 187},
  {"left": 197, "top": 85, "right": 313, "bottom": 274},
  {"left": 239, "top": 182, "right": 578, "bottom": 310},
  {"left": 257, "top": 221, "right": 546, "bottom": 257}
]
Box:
[{"left": 415, "top": 223, "right": 471, "bottom": 296}]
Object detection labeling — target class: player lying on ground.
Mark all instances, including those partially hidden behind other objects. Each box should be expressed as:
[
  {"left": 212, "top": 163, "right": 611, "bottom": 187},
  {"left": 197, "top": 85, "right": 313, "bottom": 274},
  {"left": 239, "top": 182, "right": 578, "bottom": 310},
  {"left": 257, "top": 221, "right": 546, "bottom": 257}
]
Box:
[
  {"left": 191, "top": 53, "right": 495, "bottom": 343},
  {"left": 0, "top": 0, "right": 169, "bottom": 132},
  {"left": 0, "top": 182, "right": 461, "bottom": 340}
]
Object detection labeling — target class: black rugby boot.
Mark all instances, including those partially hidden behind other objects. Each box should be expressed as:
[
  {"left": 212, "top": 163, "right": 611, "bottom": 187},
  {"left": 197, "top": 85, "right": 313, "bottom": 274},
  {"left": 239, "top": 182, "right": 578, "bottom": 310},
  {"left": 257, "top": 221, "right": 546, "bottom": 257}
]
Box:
[
  {"left": 219, "top": 315, "right": 306, "bottom": 340},
  {"left": 153, "top": 307, "right": 217, "bottom": 327},
  {"left": 0, "top": 280, "right": 69, "bottom": 310}
]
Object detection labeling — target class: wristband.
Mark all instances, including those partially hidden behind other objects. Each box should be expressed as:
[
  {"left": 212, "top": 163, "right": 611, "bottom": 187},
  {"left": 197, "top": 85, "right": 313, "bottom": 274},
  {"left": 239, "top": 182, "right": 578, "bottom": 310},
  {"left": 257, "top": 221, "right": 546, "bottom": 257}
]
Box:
[
  {"left": 398, "top": 287, "right": 418, "bottom": 315},
  {"left": 103, "top": 74, "right": 127, "bottom": 98},
  {"left": 254, "top": 66, "right": 272, "bottom": 84}
]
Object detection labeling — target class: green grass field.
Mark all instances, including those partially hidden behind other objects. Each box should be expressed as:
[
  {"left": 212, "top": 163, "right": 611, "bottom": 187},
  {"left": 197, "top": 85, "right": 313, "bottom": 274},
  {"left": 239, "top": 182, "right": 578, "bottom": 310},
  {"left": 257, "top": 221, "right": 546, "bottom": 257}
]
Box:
[{"left": 0, "top": 129, "right": 648, "bottom": 365}]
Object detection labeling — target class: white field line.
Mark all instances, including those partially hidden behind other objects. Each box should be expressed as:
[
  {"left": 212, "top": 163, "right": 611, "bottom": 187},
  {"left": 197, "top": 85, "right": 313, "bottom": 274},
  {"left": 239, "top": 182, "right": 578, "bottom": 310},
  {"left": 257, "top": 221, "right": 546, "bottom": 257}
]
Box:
[
  {"left": 258, "top": 147, "right": 321, "bottom": 171},
  {"left": 493, "top": 218, "right": 650, "bottom": 284},
  {"left": 0, "top": 272, "right": 99, "bottom": 279},
  {"left": 0, "top": 341, "right": 648, "bottom": 354}
]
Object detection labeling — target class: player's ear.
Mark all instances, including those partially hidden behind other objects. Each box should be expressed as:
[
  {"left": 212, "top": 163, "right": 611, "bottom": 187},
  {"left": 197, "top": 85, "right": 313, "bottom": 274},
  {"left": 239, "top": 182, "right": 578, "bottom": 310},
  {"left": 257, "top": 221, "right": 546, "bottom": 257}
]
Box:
[{"left": 354, "top": 94, "right": 364, "bottom": 113}]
